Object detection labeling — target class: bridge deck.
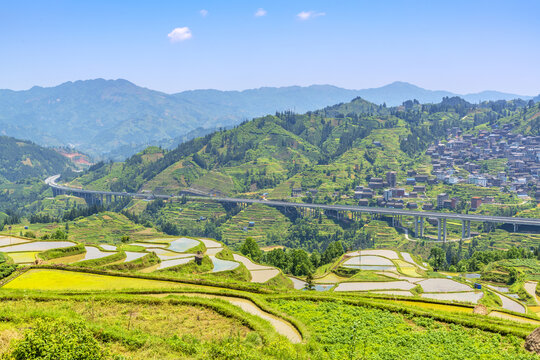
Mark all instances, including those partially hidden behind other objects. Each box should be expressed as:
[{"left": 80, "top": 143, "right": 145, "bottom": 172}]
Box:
[{"left": 45, "top": 175, "right": 540, "bottom": 227}]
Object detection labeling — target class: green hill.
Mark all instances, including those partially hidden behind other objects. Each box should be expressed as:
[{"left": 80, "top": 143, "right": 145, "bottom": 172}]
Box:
[{"left": 0, "top": 136, "right": 70, "bottom": 182}]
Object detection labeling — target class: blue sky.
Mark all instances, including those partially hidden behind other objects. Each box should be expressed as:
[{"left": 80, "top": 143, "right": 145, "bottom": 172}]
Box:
[{"left": 1, "top": 0, "right": 539, "bottom": 94}]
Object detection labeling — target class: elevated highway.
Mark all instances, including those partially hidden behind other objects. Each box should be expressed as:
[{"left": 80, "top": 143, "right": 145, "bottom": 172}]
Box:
[{"left": 46, "top": 175, "right": 540, "bottom": 241}]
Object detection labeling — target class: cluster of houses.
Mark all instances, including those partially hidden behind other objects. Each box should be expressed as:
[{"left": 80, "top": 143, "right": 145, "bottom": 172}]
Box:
[
  {"left": 353, "top": 125, "right": 540, "bottom": 211},
  {"left": 427, "top": 125, "right": 540, "bottom": 200},
  {"left": 355, "top": 171, "right": 433, "bottom": 209}
]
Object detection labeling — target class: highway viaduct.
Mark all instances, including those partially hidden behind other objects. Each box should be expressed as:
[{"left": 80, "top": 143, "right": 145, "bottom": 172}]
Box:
[{"left": 46, "top": 175, "right": 540, "bottom": 242}]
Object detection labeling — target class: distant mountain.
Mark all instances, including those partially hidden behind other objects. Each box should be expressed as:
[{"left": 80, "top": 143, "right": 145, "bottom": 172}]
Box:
[
  {"left": 354, "top": 82, "right": 530, "bottom": 105},
  {"left": 0, "top": 136, "right": 70, "bottom": 182},
  {"left": 0, "top": 79, "right": 533, "bottom": 159},
  {"left": 533, "top": 94, "right": 540, "bottom": 102}
]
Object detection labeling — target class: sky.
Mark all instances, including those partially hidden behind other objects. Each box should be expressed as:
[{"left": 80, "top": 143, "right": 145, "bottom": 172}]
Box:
[{"left": 1, "top": 0, "right": 539, "bottom": 95}]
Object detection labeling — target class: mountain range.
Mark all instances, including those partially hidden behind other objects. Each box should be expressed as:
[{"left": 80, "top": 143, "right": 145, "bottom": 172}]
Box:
[{"left": 0, "top": 79, "right": 535, "bottom": 160}]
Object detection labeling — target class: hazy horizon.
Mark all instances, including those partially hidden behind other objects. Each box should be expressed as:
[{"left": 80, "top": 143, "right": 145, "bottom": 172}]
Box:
[
  {"left": 1, "top": 1, "right": 539, "bottom": 95},
  {"left": 0, "top": 78, "right": 537, "bottom": 97}
]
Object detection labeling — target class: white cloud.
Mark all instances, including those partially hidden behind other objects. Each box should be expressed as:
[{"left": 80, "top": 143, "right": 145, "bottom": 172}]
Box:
[
  {"left": 200, "top": 9, "right": 208, "bottom": 17},
  {"left": 168, "top": 27, "right": 192, "bottom": 42},
  {"left": 297, "top": 11, "right": 325, "bottom": 20},
  {"left": 254, "top": 8, "right": 267, "bottom": 17}
]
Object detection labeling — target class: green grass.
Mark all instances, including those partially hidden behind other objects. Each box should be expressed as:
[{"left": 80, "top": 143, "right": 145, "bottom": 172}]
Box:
[
  {"left": 272, "top": 299, "right": 537, "bottom": 360},
  {"left": 7, "top": 211, "right": 170, "bottom": 244},
  {"left": 107, "top": 252, "right": 160, "bottom": 271},
  {"left": 2, "top": 269, "right": 193, "bottom": 291},
  {"left": 37, "top": 243, "right": 86, "bottom": 261}
]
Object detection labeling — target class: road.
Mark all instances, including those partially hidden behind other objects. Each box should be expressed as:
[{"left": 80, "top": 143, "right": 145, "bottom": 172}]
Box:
[{"left": 45, "top": 175, "right": 540, "bottom": 227}]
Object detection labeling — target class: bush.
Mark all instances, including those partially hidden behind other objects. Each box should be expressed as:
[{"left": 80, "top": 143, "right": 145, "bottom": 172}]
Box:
[{"left": 5, "top": 319, "right": 107, "bottom": 360}]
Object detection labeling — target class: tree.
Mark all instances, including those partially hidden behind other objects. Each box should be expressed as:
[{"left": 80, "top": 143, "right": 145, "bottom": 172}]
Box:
[
  {"left": 240, "top": 237, "right": 262, "bottom": 262},
  {"left": 304, "top": 272, "right": 315, "bottom": 290},
  {"left": 429, "top": 247, "right": 446, "bottom": 271},
  {"left": 121, "top": 235, "right": 131, "bottom": 243}
]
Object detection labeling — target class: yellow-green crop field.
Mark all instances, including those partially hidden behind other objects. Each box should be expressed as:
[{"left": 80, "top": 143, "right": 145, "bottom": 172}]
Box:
[
  {"left": 3, "top": 269, "right": 192, "bottom": 291},
  {"left": 7, "top": 251, "right": 38, "bottom": 264}
]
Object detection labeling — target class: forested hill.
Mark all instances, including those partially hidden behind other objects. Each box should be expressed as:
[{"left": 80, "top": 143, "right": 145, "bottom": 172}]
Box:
[
  {"left": 0, "top": 79, "right": 535, "bottom": 159},
  {"left": 65, "top": 96, "right": 539, "bottom": 199},
  {"left": 0, "top": 136, "right": 70, "bottom": 182}
]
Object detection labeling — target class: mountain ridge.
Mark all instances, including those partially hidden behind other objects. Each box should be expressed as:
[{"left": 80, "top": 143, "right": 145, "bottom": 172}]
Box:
[{"left": 0, "top": 79, "right": 536, "bottom": 160}]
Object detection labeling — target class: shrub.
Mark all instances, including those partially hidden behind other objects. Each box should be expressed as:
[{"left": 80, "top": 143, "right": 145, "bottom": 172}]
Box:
[{"left": 6, "top": 319, "right": 107, "bottom": 360}]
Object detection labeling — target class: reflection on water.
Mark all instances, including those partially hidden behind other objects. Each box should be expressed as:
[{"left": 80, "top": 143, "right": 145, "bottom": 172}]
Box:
[
  {"left": 0, "top": 241, "right": 75, "bottom": 252},
  {"left": 210, "top": 256, "right": 239, "bottom": 273},
  {"left": 168, "top": 238, "right": 200, "bottom": 252}
]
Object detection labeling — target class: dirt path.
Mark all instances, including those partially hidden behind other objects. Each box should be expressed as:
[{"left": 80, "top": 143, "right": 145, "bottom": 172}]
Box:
[{"left": 151, "top": 293, "right": 302, "bottom": 343}]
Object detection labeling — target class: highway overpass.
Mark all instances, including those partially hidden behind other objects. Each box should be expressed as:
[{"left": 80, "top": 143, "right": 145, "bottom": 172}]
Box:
[{"left": 46, "top": 175, "right": 540, "bottom": 242}]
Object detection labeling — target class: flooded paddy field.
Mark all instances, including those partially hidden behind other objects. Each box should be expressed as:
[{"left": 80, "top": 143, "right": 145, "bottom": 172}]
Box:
[
  {"left": 418, "top": 278, "right": 472, "bottom": 292},
  {"left": 123, "top": 251, "right": 147, "bottom": 262},
  {"left": 209, "top": 256, "right": 239, "bottom": 273},
  {"left": 0, "top": 241, "right": 75, "bottom": 252},
  {"left": 250, "top": 269, "right": 279, "bottom": 283},
  {"left": 342, "top": 255, "right": 394, "bottom": 267},
  {"left": 334, "top": 281, "right": 415, "bottom": 292},
  {"left": 345, "top": 249, "right": 399, "bottom": 259},
  {"left": 421, "top": 292, "right": 483, "bottom": 304},
  {"left": 495, "top": 293, "right": 526, "bottom": 313},
  {"left": 401, "top": 252, "right": 427, "bottom": 270},
  {"left": 0, "top": 236, "right": 29, "bottom": 246},
  {"left": 80, "top": 246, "right": 113, "bottom": 261},
  {"left": 167, "top": 238, "right": 200, "bottom": 252},
  {"left": 156, "top": 257, "right": 195, "bottom": 270}
]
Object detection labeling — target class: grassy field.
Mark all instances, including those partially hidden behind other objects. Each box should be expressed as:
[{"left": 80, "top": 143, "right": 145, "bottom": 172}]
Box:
[
  {"left": 2, "top": 269, "right": 194, "bottom": 291},
  {"left": 272, "top": 299, "right": 537, "bottom": 360}
]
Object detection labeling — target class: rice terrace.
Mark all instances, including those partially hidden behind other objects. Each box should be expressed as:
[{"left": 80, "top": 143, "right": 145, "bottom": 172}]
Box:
[{"left": 1, "top": 1, "right": 540, "bottom": 359}]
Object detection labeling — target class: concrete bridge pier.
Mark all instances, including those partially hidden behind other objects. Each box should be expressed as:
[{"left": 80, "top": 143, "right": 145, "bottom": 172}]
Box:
[
  {"left": 514, "top": 223, "right": 519, "bottom": 232},
  {"left": 442, "top": 218, "right": 447, "bottom": 242},
  {"left": 414, "top": 216, "right": 419, "bottom": 237}
]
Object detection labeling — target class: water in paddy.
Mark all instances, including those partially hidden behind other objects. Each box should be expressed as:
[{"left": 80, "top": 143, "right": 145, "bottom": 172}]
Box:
[
  {"left": 157, "top": 257, "right": 194, "bottom": 270},
  {"left": 99, "top": 244, "right": 116, "bottom": 251},
  {"left": 82, "top": 246, "right": 113, "bottom": 261},
  {"left": 167, "top": 238, "right": 200, "bottom": 252},
  {"left": 287, "top": 277, "right": 333, "bottom": 291},
  {"left": 464, "top": 273, "right": 481, "bottom": 279},
  {"left": 210, "top": 256, "right": 239, "bottom": 273},
  {"left": 343, "top": 265, "right": 396, "bottom": 271},
  {"left": 487, "top": 284, "right": 509, "bottom": 293},
  {"left": 0, "top": 241, "right": 75, "bottom": 252},
  {"left": 313, "top": 284, "right": 333, "bottom": 291},
  {"left": 124, "top": 252, "right": 147, "bottom": 262}
]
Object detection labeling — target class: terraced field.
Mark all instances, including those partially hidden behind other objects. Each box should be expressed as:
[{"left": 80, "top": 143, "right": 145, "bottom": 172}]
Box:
[{"left": 220, "top": 203, "right": 292, "bottom": 245}]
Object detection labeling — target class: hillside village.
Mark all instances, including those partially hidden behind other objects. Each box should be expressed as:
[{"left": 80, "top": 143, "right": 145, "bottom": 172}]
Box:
[{"left": 350, "top": 125, "right": 540, "bottom": 212}]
